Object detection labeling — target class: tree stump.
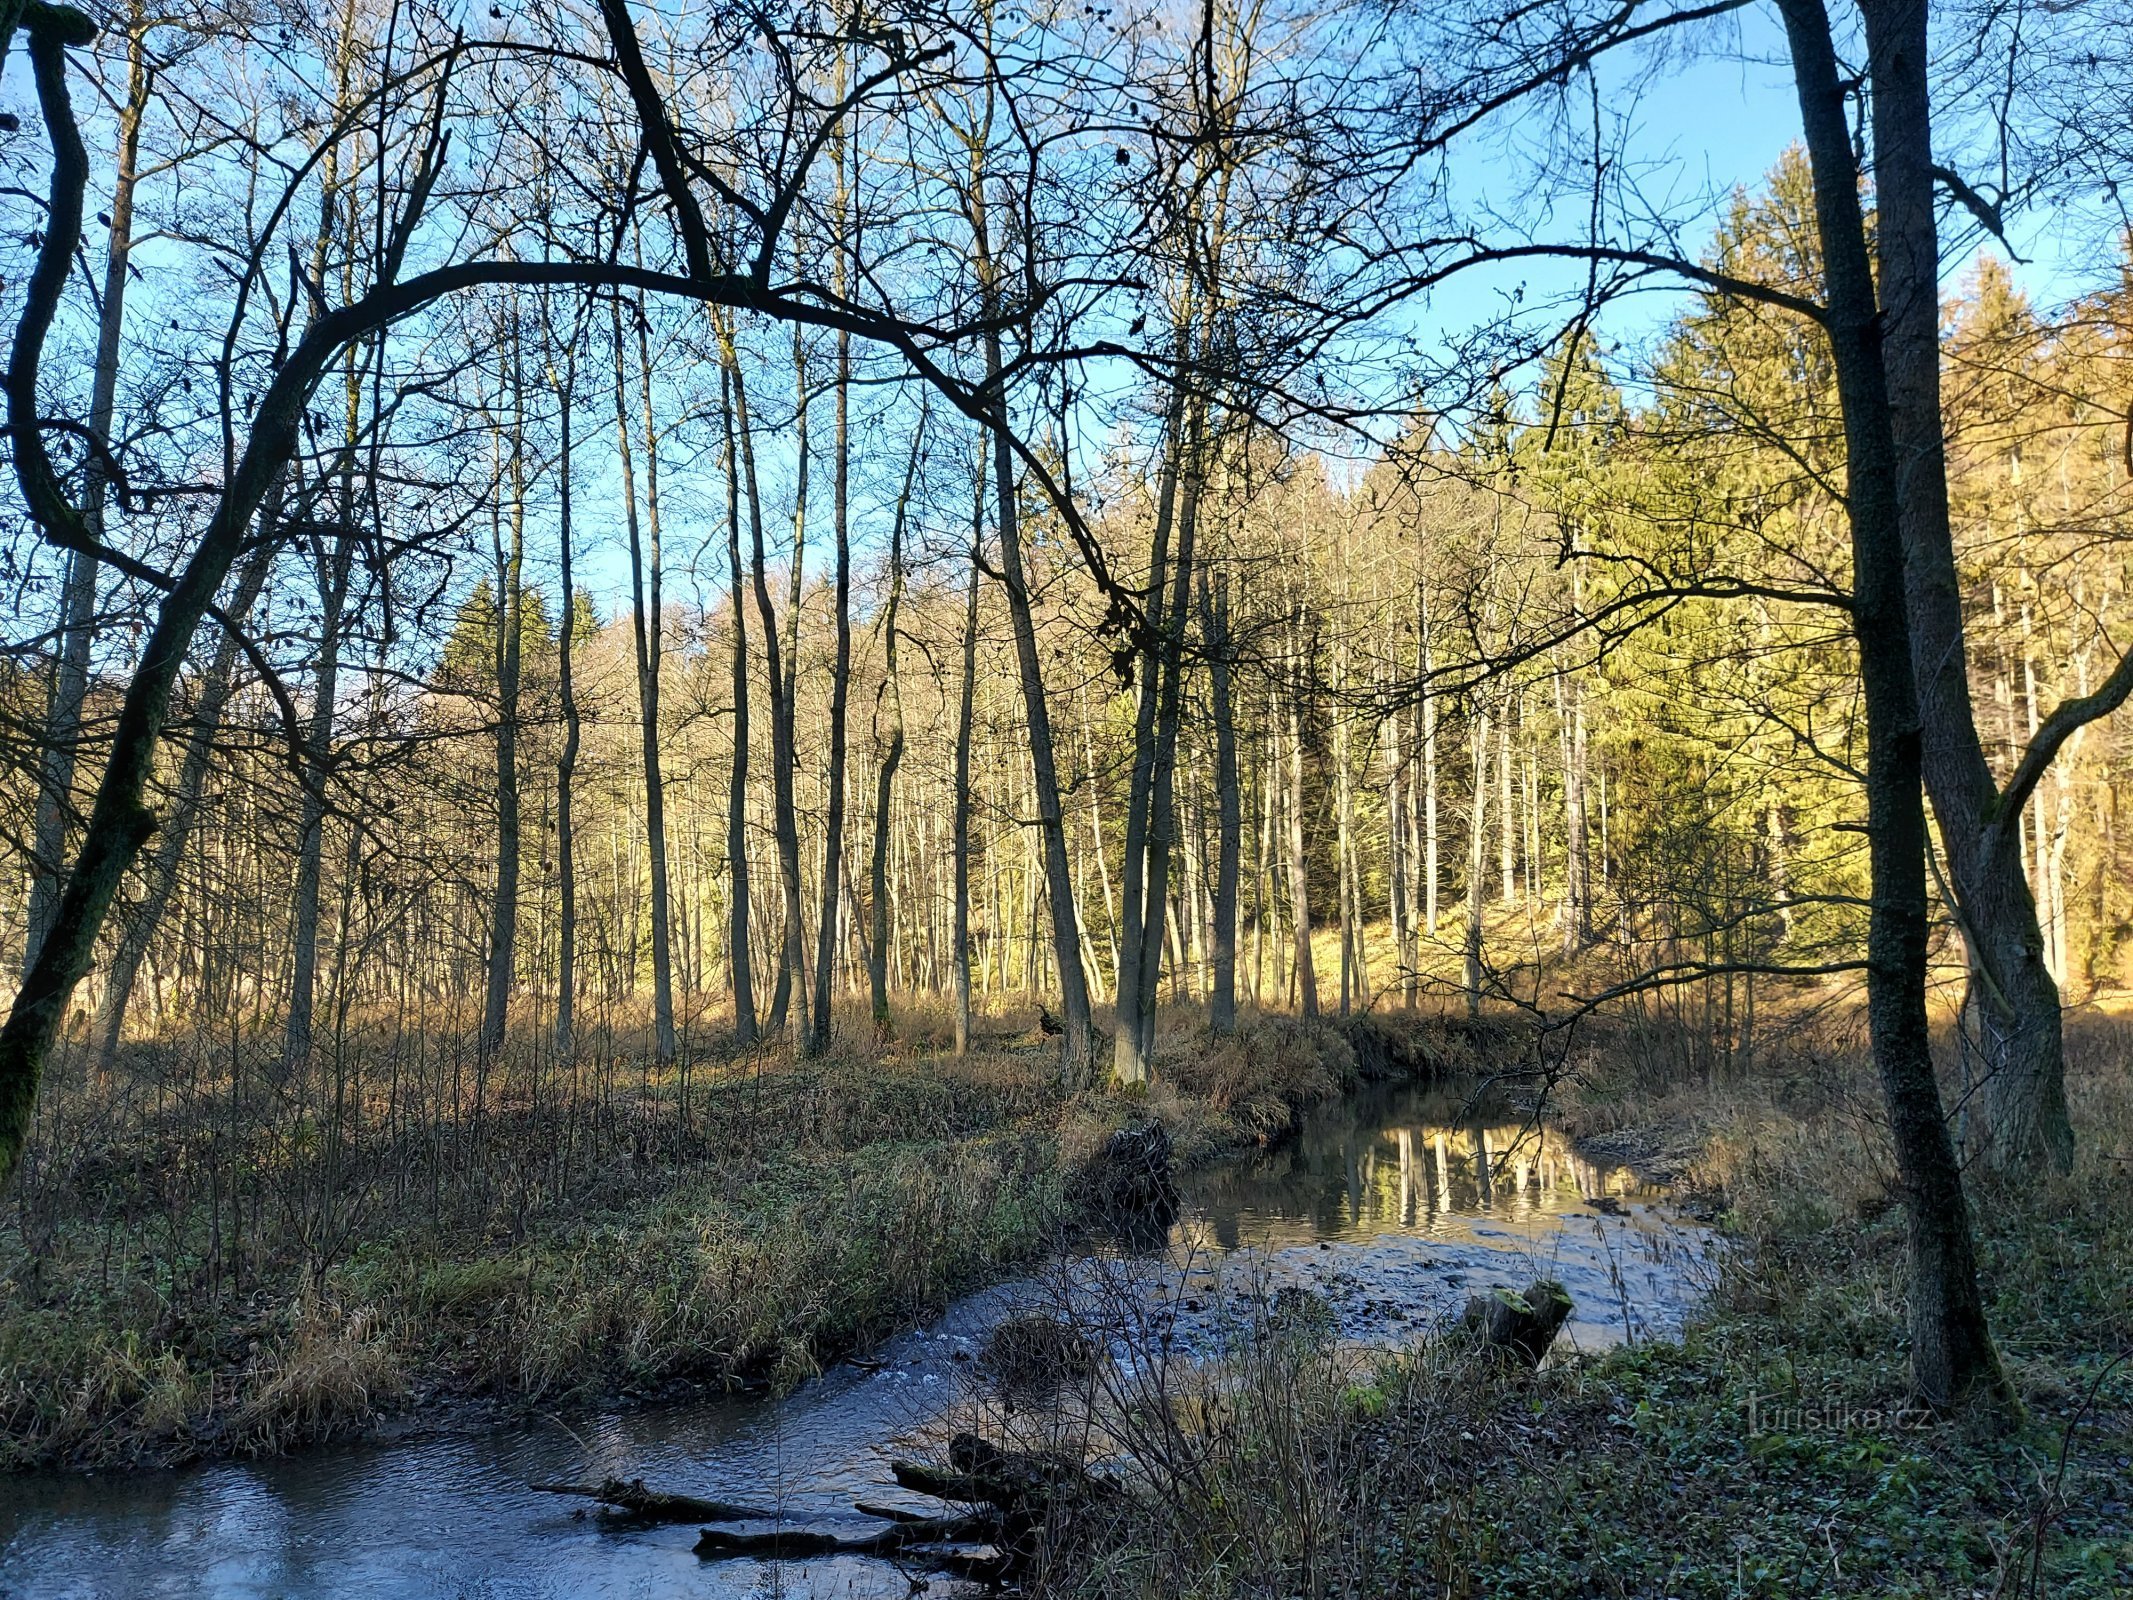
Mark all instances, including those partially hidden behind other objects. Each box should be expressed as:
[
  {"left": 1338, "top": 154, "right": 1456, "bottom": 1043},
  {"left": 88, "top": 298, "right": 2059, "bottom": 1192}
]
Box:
[{"left": 1460, "top": 1278, "right": 1574, "bottom": 1366}]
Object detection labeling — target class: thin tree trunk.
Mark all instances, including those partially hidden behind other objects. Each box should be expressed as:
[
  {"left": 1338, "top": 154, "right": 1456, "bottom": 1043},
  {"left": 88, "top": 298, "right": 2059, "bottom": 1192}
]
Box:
[
  {"left": 615, "top": 294, "right": 675, "bottom": 1062},
  {"left": 968, "top": 187, "right": 1095, "bottom": 1084},
  {"left": 951, "top": 464, "right": 983, "bottom": 1056},
  {"left": 868, "top": 413, "right": 925, "bottom": 1036},
  {"left": 1422, "top": 593, "right": 1440, "bottom": 941},
  {"left": 1126, "top": 390, "right": 1208, "bottom": 1072},
  {"left": 551, "top": 329, "right": 582, "bottom": 1057},
  {"left": 92, "top": 526, "right": 279, "bottom": 1067},
  {"left": 479, "top": 323, "right": 527, "bottom": 1055},
  {"left": 1201, "top": 569, "right": 1240, "bottom": 1034},
  {"left": 284, "top": 502, "right": 355, "bottom": 1076},
  {"left": 1287, "top": 667, "right": 1319, "bottom": 1021},
  {"left": 809, "top": 131, "right": 857, "bottom": 1055},
  {"left": 1114, "top": 381, "right": 1190, "bottom": 1083},
  {"left": 715, "top": 348, "right": 757, "bottom": 1045},
  {"left": 1465, "top": 705, "right": 1491, "bottom": 1017},
  {"left": 770, "top": 336, "right": 812, "bottom": 1040},
  {"left": 1561, "top": 661, "right": 1589, "bottom": 953}
]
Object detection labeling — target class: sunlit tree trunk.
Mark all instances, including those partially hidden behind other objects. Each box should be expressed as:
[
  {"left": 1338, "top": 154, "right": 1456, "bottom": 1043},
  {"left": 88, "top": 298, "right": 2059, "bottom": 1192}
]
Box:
[
  {"left": 479, "top": 316, "right": 527, "bottom": 1055},
  {"left": 951, "top": 463, "right": 984, "bottom": 1055},
  {"left": 1286, "top": 638, "right": 1319, "bottom": 1020},
  {"left": 614, "top": 294, "right": 675, "bottom": 1062},
  {"left": 714, "top": 349, "right": 756, "bottom": 1045},
  {"left": 1202, "top": 569, "right": 1241, "bottom": 1033},
  {"left": 968, "top": 187, "right": 1095, "bottom": 1083},
  {"left": 1464, "top": 705, "right": 1491, "bottom": 1016},
  {"left": 868, "top": 414, "right": 924, "bottom": 1036},
  {"left": 549, "top": 325, "right": 582, "bottom": 1057},
  {"left": 1781, "top": 0, "right": 2013, "bottom": 1413}
]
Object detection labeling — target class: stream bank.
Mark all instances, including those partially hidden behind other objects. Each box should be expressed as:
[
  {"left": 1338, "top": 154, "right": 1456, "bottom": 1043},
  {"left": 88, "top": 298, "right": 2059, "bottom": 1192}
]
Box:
[{"left": 0, "top": 1067, "right": 1716, "bottom": 1598}]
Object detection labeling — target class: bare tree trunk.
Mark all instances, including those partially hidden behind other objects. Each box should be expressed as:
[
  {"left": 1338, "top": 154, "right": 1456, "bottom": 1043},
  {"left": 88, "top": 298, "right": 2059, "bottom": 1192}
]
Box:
[
  {"left": 479, "top": 320, "right": 528, "bottom": 1055},
  {"left": 551, "top": 330, "right": 582, "bottom": 1057},
  {"left": 1422, "top": 592, "right": 1440, "bottom": 940},
  {"left": 1286, "top": 659, "right": 1319, "bottom": 1021},
  {"left": 951, "top": 466, "right": 983, "bottom": 1056},
  {"left": 809, "top": 134, "right": 857, "bottom": 1054},
  {"left": 715, "top": 350, "right": 756, "bottom": 1045},
  {"left": 1201, "top": 570, "right": 1240, "bottom": 1034},
  {"left": 93, "top": 525, "right": 279, "bottom": 1067},
  {"left": 616, "top": 294, "right": 675, "bottom": 1062},
  {"left": 1498, "top": 718, "right": 1515, "bottom": 904},
  {"left": 969, "top": 192, "right": 1095, "bottom": 1084},
  {"left": 1859, "top": 0, "right": 2072, "bottom": 1174},
  {"left": 1114, "top": 383, "right": 1189, "bottom": 1083},
  {"left": 1781, "top": 0, "right": 2014, "bottom": 1414},
  {"left": 868, "top": 414, "right": 925, "bottom": 1036},
  {"left": 1464, "top": 705, "right": 1491, "bottom": 1017},
  {"left": 767, "top": 337, "right": 811, "bottom": 1041},
  {"left": 1124, "top": 392, "right": 1208, "bottom": 1074},
  {"left": 1560, "top": 663, "right": 1589, "bottom": 953},
  {"left": 1383, "top": 665, "right": 1410, "bottom": 1004},
  {"left": 284, "top": 504, "right": 355, "bottom": 1076},
  {"left": 1334, "top": 654, "right": 1357, "bottom": 1016}
]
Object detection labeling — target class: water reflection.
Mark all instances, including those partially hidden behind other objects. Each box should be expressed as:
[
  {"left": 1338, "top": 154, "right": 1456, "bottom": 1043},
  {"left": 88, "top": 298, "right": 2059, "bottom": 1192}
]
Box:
[
  {"left": 0, "top": 1083, "right": 1703, "bottom": 1600},
  {"left": 1182, "top": 1086, "right": 1657, "bottom": 1254}
]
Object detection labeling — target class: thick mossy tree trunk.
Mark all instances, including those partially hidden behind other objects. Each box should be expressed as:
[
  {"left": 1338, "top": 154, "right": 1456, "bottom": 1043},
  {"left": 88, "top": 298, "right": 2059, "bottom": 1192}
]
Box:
[{"left": 1778, "top": 0, "right": 2015, "bottom": 1416}]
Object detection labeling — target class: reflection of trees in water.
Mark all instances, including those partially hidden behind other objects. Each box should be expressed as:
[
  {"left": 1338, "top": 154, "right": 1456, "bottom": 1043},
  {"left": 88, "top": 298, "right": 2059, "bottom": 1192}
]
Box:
[
  {"left": 1349, "top": 1121, "right": 1649, "bottom": 1231},
  {"left": 1187, "top": 1107, "right": 1653, "bottom": 1248}
]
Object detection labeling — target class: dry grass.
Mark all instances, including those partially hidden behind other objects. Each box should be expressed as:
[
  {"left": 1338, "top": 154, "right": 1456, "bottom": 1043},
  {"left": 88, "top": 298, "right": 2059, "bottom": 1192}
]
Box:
[
  {"left": 0, "top": 996, "right": 1479, "bottom": 1470},
  {"left": 1025, "top": 1015, "right": 2133, "bottom": 1600}
]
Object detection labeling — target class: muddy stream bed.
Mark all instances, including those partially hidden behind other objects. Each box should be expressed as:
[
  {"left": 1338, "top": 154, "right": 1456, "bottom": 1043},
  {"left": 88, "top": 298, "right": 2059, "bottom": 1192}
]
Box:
[{"left": 0, "top": 1083, "right": 1715, "bottom": 1598}]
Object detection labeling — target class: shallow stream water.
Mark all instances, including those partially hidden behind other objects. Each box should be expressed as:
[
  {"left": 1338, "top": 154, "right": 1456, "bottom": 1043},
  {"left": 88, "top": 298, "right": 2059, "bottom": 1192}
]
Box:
[{"left": 0, "top": 1082, "right": 1712, "bottom": 1599}]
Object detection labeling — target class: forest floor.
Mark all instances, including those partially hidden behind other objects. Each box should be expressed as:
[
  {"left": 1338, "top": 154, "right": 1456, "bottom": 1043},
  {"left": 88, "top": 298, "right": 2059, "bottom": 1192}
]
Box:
[
  {"left": 0, "top": 998, "right": 1485, "bottom": 1471},
  {"left": 8, "top": 1000, "right": 2130, "bottom": 1599},
  {"left": 1032, "top": 1015, "right": 2133, "bottom": 1600}
]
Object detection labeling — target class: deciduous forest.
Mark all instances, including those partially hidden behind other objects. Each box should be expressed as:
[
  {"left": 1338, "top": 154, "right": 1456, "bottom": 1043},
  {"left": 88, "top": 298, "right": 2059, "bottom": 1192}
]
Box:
[{"left": 3, "top": 0, "right": 2132, "bottom": 1593}]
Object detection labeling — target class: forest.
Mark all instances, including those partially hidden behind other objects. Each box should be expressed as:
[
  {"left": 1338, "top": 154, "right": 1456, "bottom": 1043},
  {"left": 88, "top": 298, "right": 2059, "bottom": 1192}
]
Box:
[{"left": 1, "top": 0, "right": 2132, "bottom": 1594}]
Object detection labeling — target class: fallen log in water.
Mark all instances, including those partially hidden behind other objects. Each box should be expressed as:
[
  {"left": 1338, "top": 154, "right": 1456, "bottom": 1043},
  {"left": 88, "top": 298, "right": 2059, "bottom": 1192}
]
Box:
[
  {"left": 683, "top": 1431, "right": 1107, "bottom": 1577},
  {"left": 530, "top": 1477, "right": 774, "bottom": 1523},
  {"left": 692, "top": 1512, "right": 1005, "bottom": 1560},
  {"left": 890, "top": 1431, "right": 1114, "bottom": 1514}
]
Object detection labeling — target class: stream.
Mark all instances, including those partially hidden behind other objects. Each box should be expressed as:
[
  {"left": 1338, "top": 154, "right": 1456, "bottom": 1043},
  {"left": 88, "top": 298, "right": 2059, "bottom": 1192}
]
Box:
[{"left": 0, "top": 1083, "right": 1714, "bottom": 1599}]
